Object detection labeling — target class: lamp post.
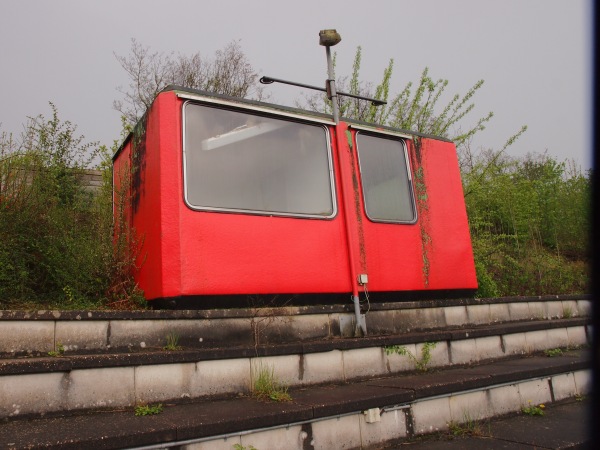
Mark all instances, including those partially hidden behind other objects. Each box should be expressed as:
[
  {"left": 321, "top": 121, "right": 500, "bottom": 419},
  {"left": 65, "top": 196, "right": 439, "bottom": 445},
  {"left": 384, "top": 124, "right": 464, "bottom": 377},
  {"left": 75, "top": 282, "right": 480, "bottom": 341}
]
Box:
[{"left": 319, "top": 29, "right": 342, "bottom": 124}]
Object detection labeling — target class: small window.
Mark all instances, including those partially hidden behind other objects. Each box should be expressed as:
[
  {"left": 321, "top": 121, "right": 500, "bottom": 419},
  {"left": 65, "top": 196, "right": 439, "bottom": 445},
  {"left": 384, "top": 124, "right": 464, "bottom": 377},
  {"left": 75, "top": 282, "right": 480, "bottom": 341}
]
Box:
[
  {"left": 183, "top": 102, "right": 335, "bottom": 218},
  {"left": 356, "top": 132, "right": 416, "bottom": 223}
]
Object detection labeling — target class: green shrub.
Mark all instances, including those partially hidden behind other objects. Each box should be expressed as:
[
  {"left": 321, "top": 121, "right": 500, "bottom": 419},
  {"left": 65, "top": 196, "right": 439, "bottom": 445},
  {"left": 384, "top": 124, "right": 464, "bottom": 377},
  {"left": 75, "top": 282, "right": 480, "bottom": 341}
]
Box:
[{"left": 0, "top": 104, "right": 143, "bottom": 309}]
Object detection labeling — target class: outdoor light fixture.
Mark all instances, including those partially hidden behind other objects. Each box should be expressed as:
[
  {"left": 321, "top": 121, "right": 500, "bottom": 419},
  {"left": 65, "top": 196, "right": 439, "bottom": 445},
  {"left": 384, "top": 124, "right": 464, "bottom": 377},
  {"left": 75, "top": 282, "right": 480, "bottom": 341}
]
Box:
[
  {"left": 259, "top": 29, "right": 385, "bottom": 119},
  {"left": 319, "top": 29, "right": 341, "bottom": 47}
]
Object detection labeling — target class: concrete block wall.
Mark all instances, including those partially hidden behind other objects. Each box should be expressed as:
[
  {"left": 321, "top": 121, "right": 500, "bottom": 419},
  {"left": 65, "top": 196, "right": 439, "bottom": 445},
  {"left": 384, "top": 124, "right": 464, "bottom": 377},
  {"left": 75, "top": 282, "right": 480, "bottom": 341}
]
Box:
[
  {"left": 0, "top": 324, "right": 590, "bottom": 419},
  {"left": 0, "top": 298, "right": 591, "bottom": 355},
  {"left": 184, "top": 369, "right": 591, "bottom": 450}
]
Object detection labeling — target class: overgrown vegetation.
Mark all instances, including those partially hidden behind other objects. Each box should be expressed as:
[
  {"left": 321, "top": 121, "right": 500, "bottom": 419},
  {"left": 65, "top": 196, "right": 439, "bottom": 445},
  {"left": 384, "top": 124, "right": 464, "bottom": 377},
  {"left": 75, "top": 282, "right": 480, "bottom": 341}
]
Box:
[
  {"left": 0, "top": 104, "right": 143, "bottom": 309},
  {"left": 114, "top": 39, "right": 265, "bottom": 126},
  {"left": 447, "top": 413, "right": 486, "bottom": 438},
  {"left": 252, "top": 362, "right": 291, "bottom": 402},
  {"left": 463, "top": 151, "right": 589, "bottom": 297},
  {"left": 521, "top": 401, "right": 545, "bottom": 416},
  {"left": 134, "top": 403, "right": 163, "bottom": 416},
  {"left": 163, "top": 331, "right": 182, "bottom": 351},
  {"left": 48, "top": 342, "right": 65, "bottom": 357},
  {"left": 385, "top": 342, "right": 438, "bottom": 372},
  {"left": 544, "top": 348, "right": 563, "bottom": 357}
]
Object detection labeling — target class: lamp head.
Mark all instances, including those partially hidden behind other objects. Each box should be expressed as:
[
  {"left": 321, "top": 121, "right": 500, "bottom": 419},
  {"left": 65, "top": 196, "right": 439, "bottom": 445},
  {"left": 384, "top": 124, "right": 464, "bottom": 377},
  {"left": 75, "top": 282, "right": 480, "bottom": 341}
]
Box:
[{"left": 319, "top": 29, "right": 341, "bottom": 47}]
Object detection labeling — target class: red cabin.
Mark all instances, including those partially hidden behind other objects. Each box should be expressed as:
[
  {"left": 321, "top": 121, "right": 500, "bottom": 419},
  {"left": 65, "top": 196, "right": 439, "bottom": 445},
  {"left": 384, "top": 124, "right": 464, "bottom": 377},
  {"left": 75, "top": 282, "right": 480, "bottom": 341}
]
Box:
[{"left": 113, "top": 86, "right": 477, "bottom": 307}]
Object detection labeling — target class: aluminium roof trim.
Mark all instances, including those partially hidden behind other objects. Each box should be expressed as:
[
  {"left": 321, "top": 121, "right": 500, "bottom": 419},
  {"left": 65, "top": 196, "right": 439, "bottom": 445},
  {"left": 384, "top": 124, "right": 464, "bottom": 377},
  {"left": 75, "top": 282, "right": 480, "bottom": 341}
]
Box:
[{"left": 176, "top": 92, "right": 335, "bottom": 126}]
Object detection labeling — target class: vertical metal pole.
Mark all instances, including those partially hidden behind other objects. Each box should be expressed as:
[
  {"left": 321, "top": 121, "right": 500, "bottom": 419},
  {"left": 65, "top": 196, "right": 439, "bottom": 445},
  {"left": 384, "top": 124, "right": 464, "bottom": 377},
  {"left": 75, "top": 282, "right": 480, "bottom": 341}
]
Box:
[
  {"left": 325, "top": 45, "right": 365, "bottom": 336},
  {"left": 325, "top": 46, "right": 340, "bottom": 124}
]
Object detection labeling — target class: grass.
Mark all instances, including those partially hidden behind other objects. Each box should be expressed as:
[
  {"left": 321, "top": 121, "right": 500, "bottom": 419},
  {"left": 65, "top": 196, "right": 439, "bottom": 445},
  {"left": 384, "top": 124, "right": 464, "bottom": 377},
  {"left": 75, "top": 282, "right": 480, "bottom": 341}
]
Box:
[
  {"left": 562, "top": 306, "right": 573, "bottom": 318},
  {"left": 252, "top": 362, "right": 291, "bottom": 402},
  {"left": 447, "top": 414, "right": 485, "bottom": 438},
  {"left": 134, "top": 403, "right": 163, "bottom": 416},
  {"left": 385, "top": 342, "right": 437, "bottom": 372},
  {"left": 163, "top": 331, "right": 182, "bottom": 351}
]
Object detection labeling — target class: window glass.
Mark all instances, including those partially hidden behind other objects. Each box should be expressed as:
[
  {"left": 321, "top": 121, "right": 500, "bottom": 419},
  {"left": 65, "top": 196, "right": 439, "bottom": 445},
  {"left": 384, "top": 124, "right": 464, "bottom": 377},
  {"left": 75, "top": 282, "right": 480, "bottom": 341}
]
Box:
[
  {"left": 183, "top": 103, "right": 335, "bottom": 217},
  {"left": 356, "top": 132, "right": 416, "bottom": 223}
]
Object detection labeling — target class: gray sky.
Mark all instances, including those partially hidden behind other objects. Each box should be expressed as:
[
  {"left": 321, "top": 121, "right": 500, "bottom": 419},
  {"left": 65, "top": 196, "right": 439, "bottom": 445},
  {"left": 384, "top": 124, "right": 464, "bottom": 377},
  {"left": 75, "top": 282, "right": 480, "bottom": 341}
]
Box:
[{"left": 0, "top": 0, "right": 593, "bottom": 169}]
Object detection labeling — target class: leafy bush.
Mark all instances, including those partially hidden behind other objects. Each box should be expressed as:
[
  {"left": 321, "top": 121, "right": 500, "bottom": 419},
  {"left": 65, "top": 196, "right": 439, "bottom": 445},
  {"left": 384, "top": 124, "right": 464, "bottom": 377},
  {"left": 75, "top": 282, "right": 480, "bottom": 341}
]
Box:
[
  {"left": 0, "top": 104, "right": 143, "bottom": 309},
  {"left": 464, "top": 151, "right": 590, "bottom": 297}
]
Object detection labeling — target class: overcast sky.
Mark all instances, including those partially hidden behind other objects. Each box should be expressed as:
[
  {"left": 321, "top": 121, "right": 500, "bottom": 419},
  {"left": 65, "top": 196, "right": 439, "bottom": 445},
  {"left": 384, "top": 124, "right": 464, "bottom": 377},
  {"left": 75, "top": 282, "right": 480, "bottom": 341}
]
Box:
[{"left": 0, "top": 0, "right": 593, "bottom": 169}]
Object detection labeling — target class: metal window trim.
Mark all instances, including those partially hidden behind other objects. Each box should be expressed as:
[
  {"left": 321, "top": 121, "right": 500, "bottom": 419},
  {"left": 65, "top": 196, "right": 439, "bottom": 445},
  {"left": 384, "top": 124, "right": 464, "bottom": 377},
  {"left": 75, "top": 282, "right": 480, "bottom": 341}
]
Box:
[
  {"left": 355, "top": 130, "right": 418, "bottom": 225},
  {"left": 177, "top": 93, "right": 335, "bottom": 126},
  {"left": 181, "top": 100, "right": 338, "bottom": 220},
  {"left": 349, "top": 123, "right": 414, "bottom": 140}
]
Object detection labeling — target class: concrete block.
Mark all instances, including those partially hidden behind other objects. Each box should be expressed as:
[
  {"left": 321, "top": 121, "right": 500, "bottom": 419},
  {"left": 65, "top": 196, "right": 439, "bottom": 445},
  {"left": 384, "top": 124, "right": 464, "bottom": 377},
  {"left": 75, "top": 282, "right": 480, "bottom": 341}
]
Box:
[
  {"left": 561, "top": 300, "right": 579, "bottom": 318},
  {"left": 108, "top": 318, "right": 253, "bottom": 349},
  {"left": 414, "top": 307, "right": 446, "bottom": 330},
  {"left": 466, "top": 304, "right": 490, "bottom": 325},
  {"left": 301, "top": 350, "right": 344, "bottom": 385},
  {"left": 251, "top": 355, "right": 301, "bottom": 387},
  {"left": 449, "top": 339, "right": 478, "bottom": 364},
  {"left": 449, "top": 390, "right": 492, "bottom": 422},
  {"left": 573, "top": 370, "right": 591, "bottom": 395},
  {"left": 366, "top": 310, "right": 397, "bottom": 335},
  {"left": 394, "top": 309, "right": 420, "bottom": 332},
  {"left": 0, "top": 372, "right": 65, "bottom": 417},
  {"left": 443, "top": 306, "right": 468, "bottom": 327},
  {"left": 546, "top": 301, "right": 564, "bottom": 319},
  {"left": 0, "top": 321, "right": 54, "bottom": 354},
  {"left": 489, "top": 303, "right": 510, "bottom": 323},
  {"left": 312, "top": 414, "right": 362, "bottom": 450},
  {"left": 525, "top": 330, "right": 549, "bottom": 352},
  {"left": 67, "top": 367, "right": 135, "bottom": 409},
  {"left": 396, "top": 307, "right": 445, "bottom": 332},
  {"left": 411, "top": 397, "right": 451, "bottom": 435},
  {"left": 386, "top": 343, "right": 418, "bottom": 373},
  {"left": 577, "top": 300, "right": 591, "bottom": 316},
  {"left": 193, "top": 358, "right": 251, "bottom": 397},
  {"left": 337, "top": 313, "right": 356, "bottom": 338},
  {"left": 135, "top": 363, "right": 196, "bottom": 403},
  {"left": 502, "top": 332, "right": 528, "bottom": 355},
  {"left": 517, "top": 378, "right": 552, "bottom": 407},
  {"left": 475, "top": 336, "right": 504, "bottom": 361},
  {"left": 528, "top": 302, "right": 547, "bottom": 320},
  {"left": 343, "top": 347, "right": 387, "bottom": 380},
  {"left": 107, "top": 320, "right": 177, "bottom": 350},
  {"left": 487, "top": 384, "right": 521, "bottom": 416},
  {"left": 55, "top": 321, "right": 109, "bottom": 352},
  {"left": 508, "top": 302, "right": 531, "bottom": 321},
  {"left": 255, "top": 314, "right": 329, "bottom": 345},
  {"left": 240, "top": 424, "right": 304, "bottom": 450},
  {"left": 566, "top": 326, "right": 588, "bottom": 347},
  {"left": 417, "top": 341, "right": 449, "bottom": 368},
  {"left": 545, "top": 328, "right": 569, "bottom": 349},
  {"left": 551, "top": 373, "right": 577, "bottom": 401},
  {"left": 359, "top": 407, "right": 407, "bottom": 447}
]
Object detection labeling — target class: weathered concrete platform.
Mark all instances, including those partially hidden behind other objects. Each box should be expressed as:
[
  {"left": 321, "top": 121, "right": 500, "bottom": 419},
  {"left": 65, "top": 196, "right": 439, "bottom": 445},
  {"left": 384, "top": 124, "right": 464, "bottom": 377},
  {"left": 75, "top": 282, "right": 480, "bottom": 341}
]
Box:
[
  {"left": 390, "top": 399, "right": 590, "bottom": 449},
  {"left": 0, "top": 350, "right": 590, "bottom": 449}
]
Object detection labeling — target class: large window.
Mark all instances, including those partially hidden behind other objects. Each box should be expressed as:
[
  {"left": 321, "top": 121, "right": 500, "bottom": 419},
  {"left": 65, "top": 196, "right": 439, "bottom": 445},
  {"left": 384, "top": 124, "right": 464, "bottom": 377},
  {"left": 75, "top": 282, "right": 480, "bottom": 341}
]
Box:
[
  {"left": 356, "top": 132, "right": 416, "bottom": 223},
  {"left": 183, "top": 102, "right": 336, "bottom": 218}
]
